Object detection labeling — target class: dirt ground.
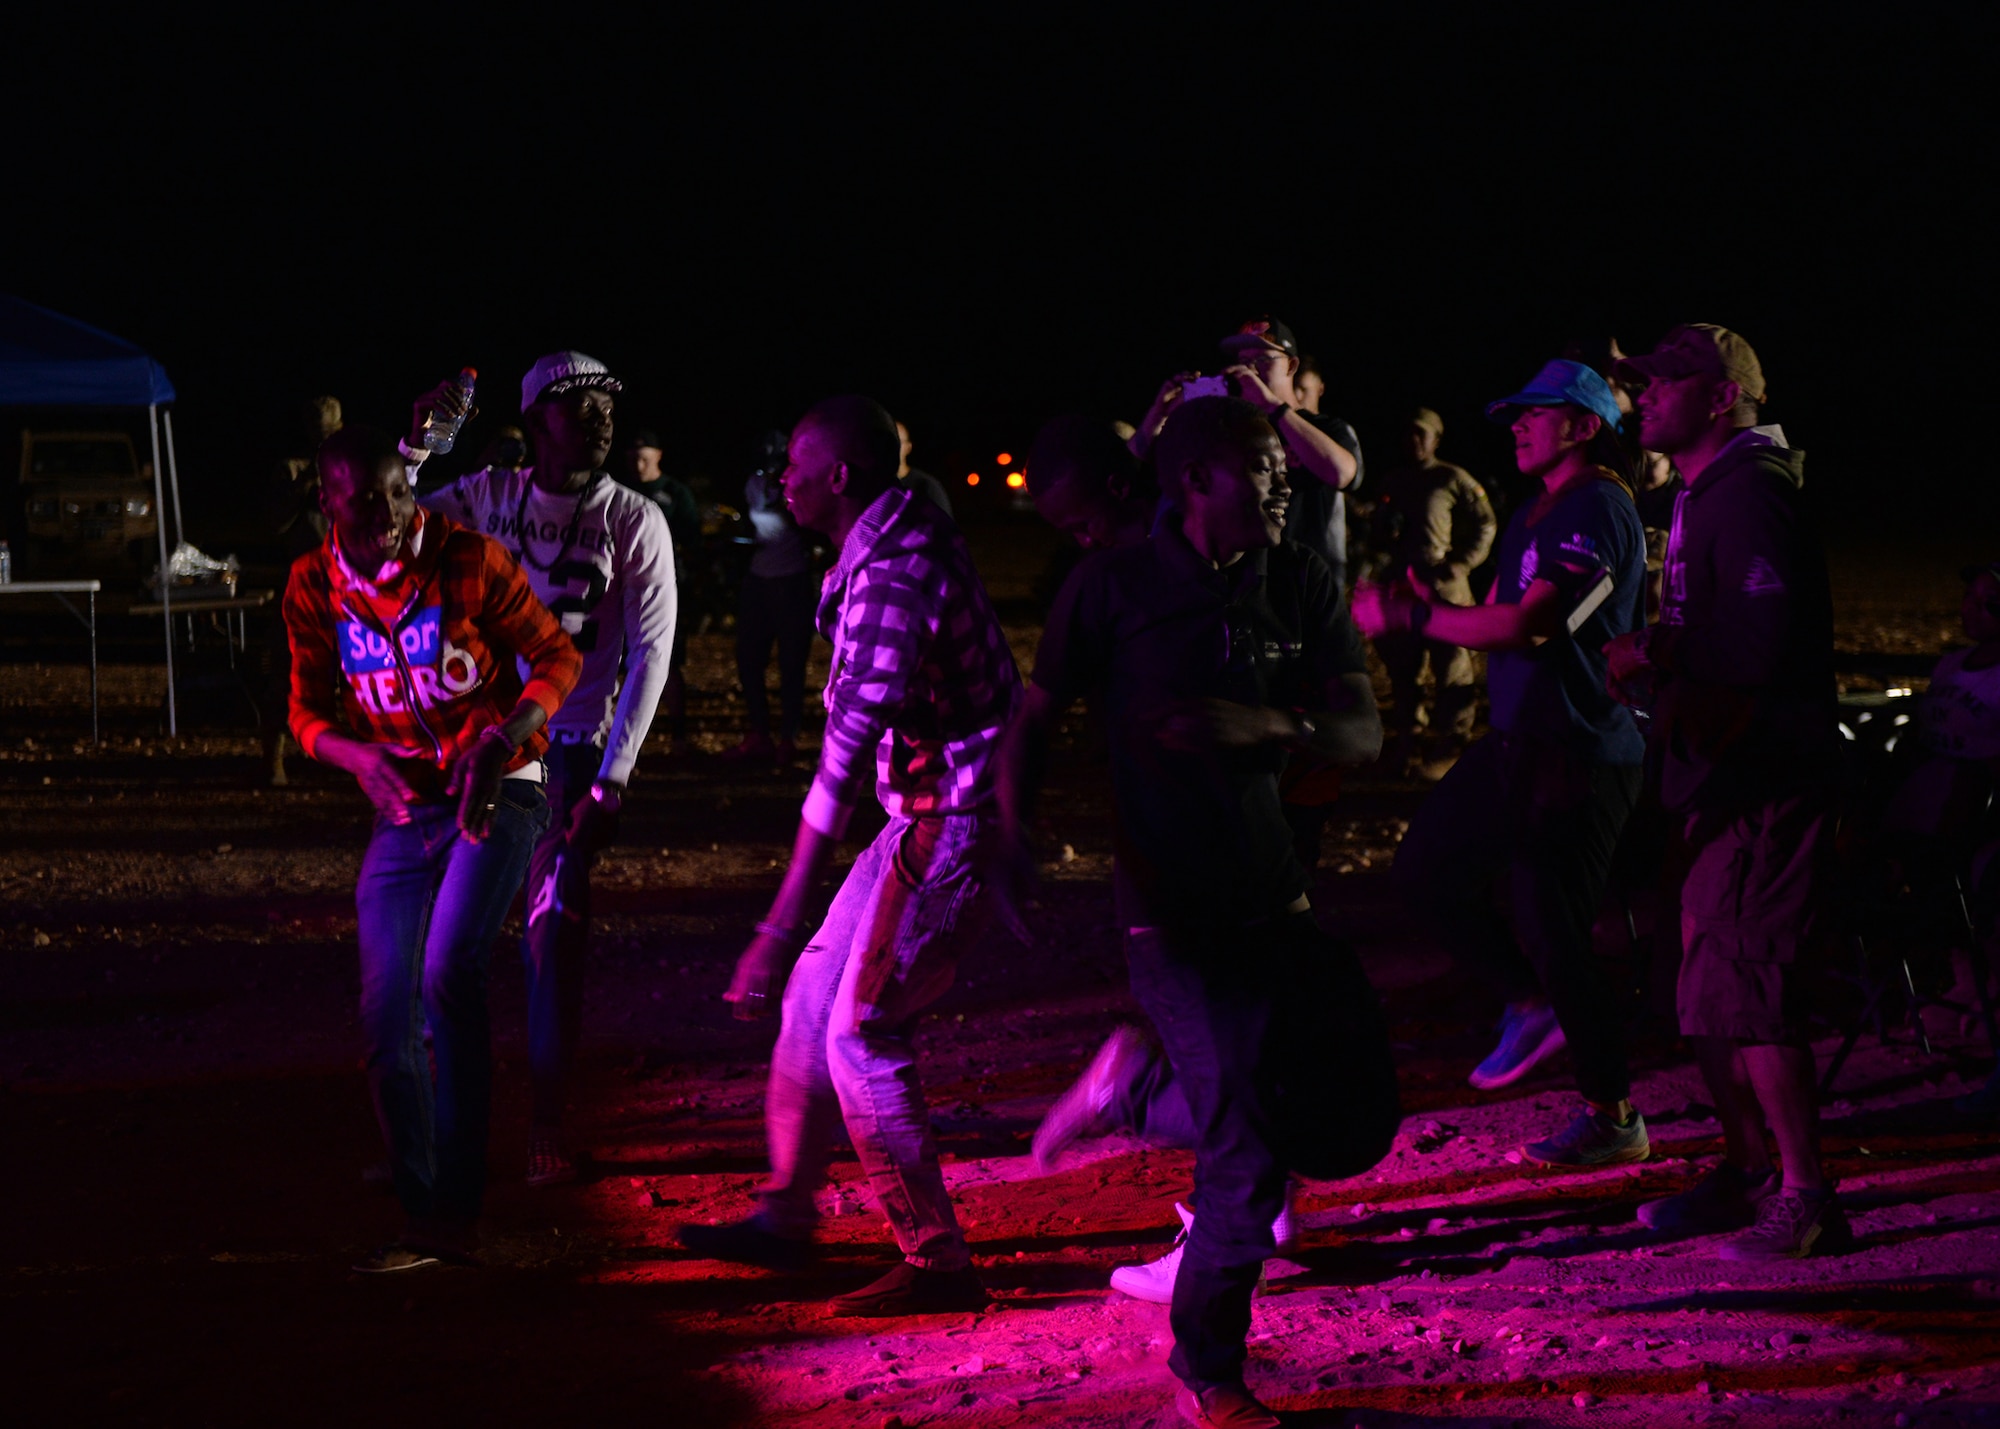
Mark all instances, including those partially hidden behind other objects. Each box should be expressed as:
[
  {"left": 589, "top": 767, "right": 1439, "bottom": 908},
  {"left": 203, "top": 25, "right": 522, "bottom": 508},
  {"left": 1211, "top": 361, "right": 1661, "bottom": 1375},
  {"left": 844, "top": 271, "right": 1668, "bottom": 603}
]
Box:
[{"left": 4, "top": 526, "right": 1999, "bottom": 1428}]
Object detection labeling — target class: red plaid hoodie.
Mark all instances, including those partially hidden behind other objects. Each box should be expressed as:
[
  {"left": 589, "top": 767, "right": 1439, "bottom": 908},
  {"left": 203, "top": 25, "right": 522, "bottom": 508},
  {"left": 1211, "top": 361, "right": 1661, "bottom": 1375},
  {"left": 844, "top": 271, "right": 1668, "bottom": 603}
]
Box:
[{"left": 285, "top": 510, "right": 580, "bottom": 783}]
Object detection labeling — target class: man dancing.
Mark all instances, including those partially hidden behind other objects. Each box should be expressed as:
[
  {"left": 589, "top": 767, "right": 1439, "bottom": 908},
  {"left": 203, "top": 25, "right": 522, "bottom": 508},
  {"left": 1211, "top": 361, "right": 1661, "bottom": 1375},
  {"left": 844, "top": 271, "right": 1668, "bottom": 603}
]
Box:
[
  {"left": 1002, "top": 397, "right": 1388, "bottom": 1428},
  {"left": 413, "top": 352, "right": 677, "bottom": 1185},
  {"left": 678, "top": 395, "right": 1021, "bottom": 1316},
  {"left": 286, "top": 425, "right": 579, "bottom": 1270},
  {"left": 1357, "top": 359, "right": 1650, "bottom": 1169}
]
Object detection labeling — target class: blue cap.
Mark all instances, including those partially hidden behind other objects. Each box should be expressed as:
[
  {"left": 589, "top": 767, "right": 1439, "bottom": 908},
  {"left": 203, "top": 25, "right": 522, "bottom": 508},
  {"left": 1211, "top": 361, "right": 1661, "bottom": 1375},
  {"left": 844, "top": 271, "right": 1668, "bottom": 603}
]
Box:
[{"left": 1485, "top": 359, "right": 1624, "bottom": 431}]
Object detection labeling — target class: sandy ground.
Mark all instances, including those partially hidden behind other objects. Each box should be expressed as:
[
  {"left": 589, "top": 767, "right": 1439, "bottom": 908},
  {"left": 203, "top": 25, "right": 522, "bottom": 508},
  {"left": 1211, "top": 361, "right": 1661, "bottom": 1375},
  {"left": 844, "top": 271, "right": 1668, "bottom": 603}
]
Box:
[{"left": 4, "top": 527, "right": 1999, "bottom": 1427}]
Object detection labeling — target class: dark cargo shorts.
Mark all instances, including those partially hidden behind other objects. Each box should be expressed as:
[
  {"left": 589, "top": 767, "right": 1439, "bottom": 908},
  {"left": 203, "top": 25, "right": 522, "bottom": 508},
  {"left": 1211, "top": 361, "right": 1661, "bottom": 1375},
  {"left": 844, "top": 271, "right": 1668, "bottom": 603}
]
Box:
[{"left": 1676, "top": 791, "right": 1834, "bottom": 1045}]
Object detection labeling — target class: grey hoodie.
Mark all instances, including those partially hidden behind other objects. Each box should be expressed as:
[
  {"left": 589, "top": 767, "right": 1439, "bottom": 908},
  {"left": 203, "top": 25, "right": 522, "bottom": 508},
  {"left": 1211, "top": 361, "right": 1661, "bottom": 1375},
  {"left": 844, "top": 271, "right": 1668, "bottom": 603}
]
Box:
[{"left": 1651, "top": 426, "right": 1839, "bottom": 814}]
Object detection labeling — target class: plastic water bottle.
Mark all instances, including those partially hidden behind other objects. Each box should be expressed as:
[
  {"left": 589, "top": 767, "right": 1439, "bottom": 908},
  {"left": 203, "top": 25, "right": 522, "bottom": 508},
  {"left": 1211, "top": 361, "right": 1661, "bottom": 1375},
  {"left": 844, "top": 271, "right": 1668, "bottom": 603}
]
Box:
[
  {"left": 423, "top": 368, "right": 478, "bottom": 455},
  {"left": 0, "top": 540, "right": 12, "bottom": 584}
]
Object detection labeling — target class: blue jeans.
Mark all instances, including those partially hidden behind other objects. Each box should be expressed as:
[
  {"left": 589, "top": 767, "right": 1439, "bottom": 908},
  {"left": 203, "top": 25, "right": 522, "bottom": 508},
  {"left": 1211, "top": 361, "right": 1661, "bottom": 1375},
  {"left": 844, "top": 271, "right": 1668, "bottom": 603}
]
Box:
[
  {"left": 758, "top": 813, "right": 993, "bottom": 1270},
  {"left": 355, "top": 782, "right": 547, "bottom": 1229}
]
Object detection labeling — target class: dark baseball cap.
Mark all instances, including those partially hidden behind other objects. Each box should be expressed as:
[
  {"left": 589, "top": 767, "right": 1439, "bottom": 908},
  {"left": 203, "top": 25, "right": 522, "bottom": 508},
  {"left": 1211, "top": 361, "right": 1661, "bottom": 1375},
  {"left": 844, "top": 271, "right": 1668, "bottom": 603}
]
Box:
[
  {"left": 1612, "top": 324, "right": 1768, "bottom": 404},
  {"left": 1486, "top": 359, "right": 1624, "bottom": 431},
  {"left": 1219, "top": 316, "right": 1299, "bottom": 359}
]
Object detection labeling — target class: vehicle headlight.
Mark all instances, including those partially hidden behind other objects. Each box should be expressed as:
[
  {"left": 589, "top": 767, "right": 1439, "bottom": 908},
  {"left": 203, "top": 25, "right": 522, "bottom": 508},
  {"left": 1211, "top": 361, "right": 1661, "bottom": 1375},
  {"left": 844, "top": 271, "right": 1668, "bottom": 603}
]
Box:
[{"left": 126, "top": 499, "right": 151, "bottom": 516}]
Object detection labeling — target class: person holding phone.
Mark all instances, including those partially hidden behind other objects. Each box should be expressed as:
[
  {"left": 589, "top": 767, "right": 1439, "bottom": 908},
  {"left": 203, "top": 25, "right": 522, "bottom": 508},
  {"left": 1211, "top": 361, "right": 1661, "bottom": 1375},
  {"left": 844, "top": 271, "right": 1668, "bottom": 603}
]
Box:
[
  {"left": 284, "top": 424, "right": 580, "bottom": 1271},
  {"left": 1355, "top": 359, "right": 1649, "bottom": 1168},
  {"left": 411, "top": 352, "right": 678, "bottom": 1188},
  {"left": 1129, "top": 317, "right": 1363, "bottom": 591}
]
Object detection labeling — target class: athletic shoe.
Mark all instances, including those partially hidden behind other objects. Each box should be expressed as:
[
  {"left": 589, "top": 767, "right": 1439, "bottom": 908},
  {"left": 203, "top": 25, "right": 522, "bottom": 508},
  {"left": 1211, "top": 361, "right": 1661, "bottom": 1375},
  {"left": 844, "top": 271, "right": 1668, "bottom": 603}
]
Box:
[
  {"left": 1177, "top": 1382, "right": 1281, "bottom": 1428},
  {"left": 1110, "top": 1195, "right": 1299, "bottom": 1304},
  {"left": 1111, "top": 1203, "right": 1194, "bottom": 1303},
  {"left": 1639, "top": 1161, "right": 1776, "bottom": 1235},
  {"left": 352, "top": 1244, "right": 440, "bottom": 1274},
  {"left": 1718, "top": 1185, "right": 1854, "bottom": 1261},
  {"left": 1468, "top": 1002, "right": 1567, "bottom": 1090},
  {"left": 526, "top": 1136, "right": 578, "bottom": 1188},
  {"left": 1032, "top": 1025, "right": 1153, "bottom": 1172},
  {"left": 828, "top": 1261, "right": 987, "bottom": 1317},
  {"left": 1522, "top": 1107, "right": 1650, "bottom": 1168},
  {"left": 677, "top": 1217, "right": 815, "bottom": 1272}
]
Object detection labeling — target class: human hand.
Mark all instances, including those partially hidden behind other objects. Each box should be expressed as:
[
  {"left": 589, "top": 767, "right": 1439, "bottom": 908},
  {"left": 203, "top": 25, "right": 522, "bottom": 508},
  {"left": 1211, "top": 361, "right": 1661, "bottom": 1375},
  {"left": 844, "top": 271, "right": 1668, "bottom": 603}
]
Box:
[
  {"left": 444, "top": 729, "right": 514, "bottom": 840},
  {"left": 410, "top": 379, "right": 476, "bottom": 451},
  {"left": 1157, "top": 698, "right": 1289, "bottom": 752},
  {"left": 1222, "top": 362, "right": 1281, "bottom": 414},
  {"left": 1403, "top": 564, "right": 1440, "bottom": 605},
  {"left": 724, "top": 932, "right": 805, "bottom": 1021},
  {"left": 351, "top": 745, "right": 426, "bottom": 824},
  {"left": 564, "top": 782, "right": 622, "bottom": 856},
  {"left": 1141, "top": 372, "right": 1197, "bottom": 428},
  {"left": 1351, "top": 581, "right": 1422, "bottom": 638},
  {"left": 1603, "top": 630, "right": 1653, "bottom": 685}
]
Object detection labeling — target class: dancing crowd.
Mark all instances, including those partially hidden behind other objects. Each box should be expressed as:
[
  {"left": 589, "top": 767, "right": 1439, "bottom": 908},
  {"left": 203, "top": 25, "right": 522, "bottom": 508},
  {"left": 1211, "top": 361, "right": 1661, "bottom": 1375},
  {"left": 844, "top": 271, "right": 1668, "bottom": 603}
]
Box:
[{"left": 279, "top": 318, "right": 1975, "bottom": 1429}]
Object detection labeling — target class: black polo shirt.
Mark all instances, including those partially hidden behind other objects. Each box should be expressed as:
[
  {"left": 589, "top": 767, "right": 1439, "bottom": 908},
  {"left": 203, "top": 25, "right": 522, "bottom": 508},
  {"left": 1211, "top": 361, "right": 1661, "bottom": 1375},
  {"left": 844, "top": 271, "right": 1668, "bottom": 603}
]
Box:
[{"left": 1033, "top": 520, "right": 1369, "bottom": 932}]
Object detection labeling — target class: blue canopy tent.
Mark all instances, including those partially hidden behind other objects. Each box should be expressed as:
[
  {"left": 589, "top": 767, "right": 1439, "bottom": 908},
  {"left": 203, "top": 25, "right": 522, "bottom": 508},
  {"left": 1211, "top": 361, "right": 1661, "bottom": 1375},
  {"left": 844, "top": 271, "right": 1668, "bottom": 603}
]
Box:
[{"left": 0, "top": 294, "right": 185, "bottom": 731}]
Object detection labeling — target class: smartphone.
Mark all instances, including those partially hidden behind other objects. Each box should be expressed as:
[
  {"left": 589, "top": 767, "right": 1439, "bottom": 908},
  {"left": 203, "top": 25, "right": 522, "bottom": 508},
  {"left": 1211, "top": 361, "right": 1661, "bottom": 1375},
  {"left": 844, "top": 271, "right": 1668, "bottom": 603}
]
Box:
[{"left": 1181, "top": 374, "right": 1231, "bottom": 401}]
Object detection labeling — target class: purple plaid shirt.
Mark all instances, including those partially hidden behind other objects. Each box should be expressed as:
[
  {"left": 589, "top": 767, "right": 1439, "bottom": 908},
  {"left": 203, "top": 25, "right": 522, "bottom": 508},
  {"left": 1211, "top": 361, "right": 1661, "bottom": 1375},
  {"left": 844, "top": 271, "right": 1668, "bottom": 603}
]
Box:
[{"left": 800, "top": 486, "right": 1020, "bottom": 837}]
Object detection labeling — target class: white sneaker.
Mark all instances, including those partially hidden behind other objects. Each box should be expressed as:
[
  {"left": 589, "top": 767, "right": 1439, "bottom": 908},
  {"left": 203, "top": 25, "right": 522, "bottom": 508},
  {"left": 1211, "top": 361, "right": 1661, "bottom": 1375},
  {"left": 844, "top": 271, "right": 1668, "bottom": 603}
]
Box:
[
  {"left": 1109, "top": 1194, "right": 1297, "bottom": 1304},
  {"left": 1110, "top": 1203, "right": 1193, "bottom": 1303}
]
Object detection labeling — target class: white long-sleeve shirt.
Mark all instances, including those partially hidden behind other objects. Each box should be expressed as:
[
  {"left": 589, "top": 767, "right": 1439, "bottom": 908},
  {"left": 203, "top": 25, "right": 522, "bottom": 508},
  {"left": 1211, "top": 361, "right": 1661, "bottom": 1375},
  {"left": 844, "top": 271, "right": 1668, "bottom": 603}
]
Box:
[{"left": 418, "top": 464, "right": 676, "bottom": 785}]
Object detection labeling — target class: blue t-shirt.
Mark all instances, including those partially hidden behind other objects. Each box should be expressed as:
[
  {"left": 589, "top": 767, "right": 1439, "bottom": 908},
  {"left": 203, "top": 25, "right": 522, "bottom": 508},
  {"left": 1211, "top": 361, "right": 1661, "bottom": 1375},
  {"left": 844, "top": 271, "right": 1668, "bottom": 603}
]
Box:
[{"left": 1486, "top": 474, "right": 1645, "bottom": 764}]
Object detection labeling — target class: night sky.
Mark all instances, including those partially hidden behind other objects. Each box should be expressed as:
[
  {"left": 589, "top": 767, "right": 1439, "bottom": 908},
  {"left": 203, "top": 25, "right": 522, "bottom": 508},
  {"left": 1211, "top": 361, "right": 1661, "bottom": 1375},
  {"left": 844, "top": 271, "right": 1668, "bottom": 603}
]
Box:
[{"left": 6, "top": 9, "right": 1993, "bottom": 529}]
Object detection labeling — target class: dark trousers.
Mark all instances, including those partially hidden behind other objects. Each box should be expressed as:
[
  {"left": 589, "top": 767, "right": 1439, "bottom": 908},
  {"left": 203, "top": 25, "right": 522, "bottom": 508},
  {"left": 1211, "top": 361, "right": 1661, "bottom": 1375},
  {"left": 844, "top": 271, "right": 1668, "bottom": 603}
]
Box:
[
  {"left": 1394, "top": 733, "right": 1642, "bottom": 1106},
  {"left": 522, "top": 740, "right": 602, "bottom": 1130},
  {"left": 1123, "top": 923, "right": 1293, "bottom": 1390},
  {"left": 737, "top": 570, "right": 817, "bottom": 740},
  {"left": 355, "top": 783, "right": 547, "bottom": 1227}
]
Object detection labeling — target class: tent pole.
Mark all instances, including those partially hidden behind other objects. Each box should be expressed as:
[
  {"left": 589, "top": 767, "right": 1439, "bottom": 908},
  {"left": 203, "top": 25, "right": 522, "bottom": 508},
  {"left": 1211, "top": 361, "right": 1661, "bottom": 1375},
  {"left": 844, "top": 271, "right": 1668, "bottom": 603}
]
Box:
[
  {"left": 149, "top": 403, "right": 177, "bottom": 735},
  {"left": 162, "top": 408, "right": 186, "bottom": 548}
]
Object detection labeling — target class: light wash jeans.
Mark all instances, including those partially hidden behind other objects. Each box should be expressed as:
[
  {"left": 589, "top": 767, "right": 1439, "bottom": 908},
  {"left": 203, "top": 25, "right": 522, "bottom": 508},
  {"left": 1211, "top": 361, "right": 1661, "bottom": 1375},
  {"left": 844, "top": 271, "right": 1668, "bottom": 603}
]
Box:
[{"left": 757, "top": 812, "right": 992, "bottom": 1270}]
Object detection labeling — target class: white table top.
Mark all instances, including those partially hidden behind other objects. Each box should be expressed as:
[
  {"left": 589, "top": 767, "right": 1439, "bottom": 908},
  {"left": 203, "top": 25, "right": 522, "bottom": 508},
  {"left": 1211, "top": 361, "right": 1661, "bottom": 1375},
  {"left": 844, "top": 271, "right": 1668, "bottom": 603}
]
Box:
[{"left": 0, "top": 579, "right": 103, "bottom": 594}]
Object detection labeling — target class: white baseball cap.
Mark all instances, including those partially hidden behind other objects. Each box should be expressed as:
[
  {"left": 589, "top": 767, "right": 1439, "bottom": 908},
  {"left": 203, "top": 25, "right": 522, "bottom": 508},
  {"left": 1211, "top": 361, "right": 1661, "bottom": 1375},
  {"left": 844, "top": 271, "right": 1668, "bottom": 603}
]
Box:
[{"left": 520, "top": 350, "right": 622, "bottom": 413}]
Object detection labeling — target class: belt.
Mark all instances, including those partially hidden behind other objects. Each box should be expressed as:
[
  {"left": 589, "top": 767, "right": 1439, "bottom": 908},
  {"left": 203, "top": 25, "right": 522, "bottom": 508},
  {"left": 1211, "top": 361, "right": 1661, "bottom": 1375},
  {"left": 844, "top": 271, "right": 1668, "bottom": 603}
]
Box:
[{"left": 503, "top": 760, "right": 546, "bottom": 783}]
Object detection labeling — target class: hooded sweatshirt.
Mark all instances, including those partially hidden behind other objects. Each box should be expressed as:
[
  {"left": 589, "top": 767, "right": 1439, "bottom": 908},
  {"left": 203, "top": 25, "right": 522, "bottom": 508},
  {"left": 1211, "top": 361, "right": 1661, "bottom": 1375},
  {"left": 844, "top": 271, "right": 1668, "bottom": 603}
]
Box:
[
  {"left": 285, "top": 510, "right": 581, "bottom": 794},
  {"left": 1650, "top": 426, "right": 1838, "bottom": 814},
  {"left": 800, "top": 485, "right": 1021, "bottom": 838}
]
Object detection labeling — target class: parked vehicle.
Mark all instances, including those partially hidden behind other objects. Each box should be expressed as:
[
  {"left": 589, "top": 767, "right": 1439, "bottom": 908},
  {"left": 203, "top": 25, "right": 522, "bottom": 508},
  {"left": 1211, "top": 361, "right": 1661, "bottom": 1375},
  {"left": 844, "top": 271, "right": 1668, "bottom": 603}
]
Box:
[{"left": 19, "top": 429, "right": 158, "bottom": 573}]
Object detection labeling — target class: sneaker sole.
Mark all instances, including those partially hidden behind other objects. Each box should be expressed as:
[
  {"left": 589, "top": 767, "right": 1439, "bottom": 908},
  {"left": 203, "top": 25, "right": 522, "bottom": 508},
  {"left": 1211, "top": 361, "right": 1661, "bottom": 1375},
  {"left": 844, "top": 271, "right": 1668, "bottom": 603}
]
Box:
[
  {"left": 1108, "top": 1268, "right": 1176, "bottom": 1304},
  {"left": 1468, "top": 1023, "right": 1568, "bottom": 1090},
  {"left": 1522, "top": 1139, "right": 1651, "bottom": 1169}
]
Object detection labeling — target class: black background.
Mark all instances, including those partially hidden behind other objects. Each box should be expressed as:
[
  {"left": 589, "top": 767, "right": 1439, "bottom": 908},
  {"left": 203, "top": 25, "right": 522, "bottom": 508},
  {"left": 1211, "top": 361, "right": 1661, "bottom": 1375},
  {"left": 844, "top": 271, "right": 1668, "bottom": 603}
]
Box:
[{"left": 5, "top": 6, "right": 1994, "bottom": 533}]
